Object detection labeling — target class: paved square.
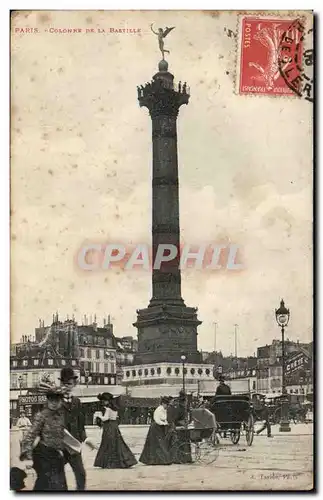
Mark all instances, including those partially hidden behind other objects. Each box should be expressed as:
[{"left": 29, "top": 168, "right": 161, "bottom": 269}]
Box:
[{"left": 11, "top": 423, "right": 313, "bottom": 491}]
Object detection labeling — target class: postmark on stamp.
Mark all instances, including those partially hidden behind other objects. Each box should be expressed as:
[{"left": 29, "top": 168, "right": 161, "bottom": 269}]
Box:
[
  {"left": 237, "top": 16, "right": 305, "bottom": 97},
  {"left": 278, "top": 19, "right": 314, "bottom": 103}
]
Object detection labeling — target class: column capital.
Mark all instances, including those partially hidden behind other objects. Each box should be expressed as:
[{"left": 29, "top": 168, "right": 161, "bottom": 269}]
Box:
[{"left": 137, "top": 77, "right": 189, "bottom": 118}]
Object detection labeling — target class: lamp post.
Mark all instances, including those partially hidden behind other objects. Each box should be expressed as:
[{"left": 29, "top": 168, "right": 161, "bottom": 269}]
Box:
[
  {"left": 181, "top": 355, "right": 186, "bottom": 394},
  {"left": 18, "top": 375, "right": 23, "bottom": 396},
  {"left": 275, "top": 299, "right": 291, "bottom": 432},
  {"left": 180, "top": 355, "right": 188, "bottom": 428}
]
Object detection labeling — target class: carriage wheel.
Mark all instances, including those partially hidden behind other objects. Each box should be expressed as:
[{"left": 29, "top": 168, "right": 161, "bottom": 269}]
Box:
[
  {"left": 245, "top": 415, "right": 254, "bottom": 446},
  {"left": 196, "top": 440, "right": 220, "bottom": 465},
  {"left": 172, "top": 440, "right": 199, "bottom": 464},
  {"left": 230, "top": 430, "right": 241, "bottom": 444}
]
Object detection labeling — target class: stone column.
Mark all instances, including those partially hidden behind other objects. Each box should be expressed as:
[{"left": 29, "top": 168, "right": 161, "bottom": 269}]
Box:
[{"left": 134, "top": 60, "right": 201, "bottom": 364}]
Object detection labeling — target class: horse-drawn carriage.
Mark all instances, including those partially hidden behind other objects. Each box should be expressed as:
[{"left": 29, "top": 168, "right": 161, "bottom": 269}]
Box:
[{"left": 209, "top": 395, "right": 255, "bottom": 446}]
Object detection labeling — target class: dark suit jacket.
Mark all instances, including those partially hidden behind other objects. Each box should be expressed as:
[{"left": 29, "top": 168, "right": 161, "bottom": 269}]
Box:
[{"left": 62, "top": 396, "right": 86, "bottom": 443}]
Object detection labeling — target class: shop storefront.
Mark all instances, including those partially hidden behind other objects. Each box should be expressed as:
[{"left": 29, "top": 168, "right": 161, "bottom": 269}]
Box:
[{"left": 17, "top": 394, "right": 48, "bottom": 421}]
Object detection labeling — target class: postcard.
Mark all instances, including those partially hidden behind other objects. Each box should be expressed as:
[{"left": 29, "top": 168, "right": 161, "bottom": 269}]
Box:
[{"left": 10, "top": 10, "right": 313, "bottom": 491}]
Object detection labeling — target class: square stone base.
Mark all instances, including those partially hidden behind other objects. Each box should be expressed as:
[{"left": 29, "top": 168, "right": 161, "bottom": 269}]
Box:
[{"left": 133, "top": 303, "right": 202, "bottom": 364}]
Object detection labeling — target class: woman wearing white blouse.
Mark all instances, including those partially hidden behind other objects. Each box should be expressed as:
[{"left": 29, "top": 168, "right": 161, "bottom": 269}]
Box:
[
  {"left": 139, "top": 396, "right": 172, "bottom": 465},
  {"left": 94, "top": 393, "right": 137, "bottom": 469}
]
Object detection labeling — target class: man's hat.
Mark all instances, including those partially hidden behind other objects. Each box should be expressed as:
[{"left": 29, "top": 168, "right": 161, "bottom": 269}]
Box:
[
  {"left": 160, "top": 396, "right": 171, "bottom": 405},
  {"left": 59, "top": 366, "right": 78, "bottom": 382}
]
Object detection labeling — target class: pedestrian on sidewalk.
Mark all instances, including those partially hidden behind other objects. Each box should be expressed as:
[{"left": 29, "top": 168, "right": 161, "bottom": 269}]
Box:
[
  {"left": 59, "top": 367, "right": 87, "bottom": 490},
  {"left": 16, "top": 410, "right": 32, "bottom": 451},
  {"left": 94, "top": 393, "right": 137, "bottom": 469},
  {"left": 139, "top": 396, "right": 172, "bottom": 465},
  {"left": 19, "top": 386, "right": 68, "bottom": 491},
  {"left": 256, "top": 402, "right": 273, "bottom": 438}
]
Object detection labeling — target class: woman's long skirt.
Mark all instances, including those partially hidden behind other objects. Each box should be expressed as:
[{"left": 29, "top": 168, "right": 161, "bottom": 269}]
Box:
[
  {"left": 168, "top": 428, "right": 193, "bottom": 464},
  {"left": 139, "top": 423, "right": 172, "bottom": 465},
  {"left": 94, "top": 420, "right": 137, "bottom": 469},
  {"left": 32, "top": 442, "right": 67, "bottom": 491}
]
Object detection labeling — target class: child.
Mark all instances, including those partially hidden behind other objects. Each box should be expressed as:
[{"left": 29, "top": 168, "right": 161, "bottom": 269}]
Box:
[{"left": 20, "top": 386, "right": 68, "bottom": 491}]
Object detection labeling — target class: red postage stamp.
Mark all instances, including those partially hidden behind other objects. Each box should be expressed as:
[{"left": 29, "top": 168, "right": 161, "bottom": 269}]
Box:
[{"left": 238, "top": 17, "right": 304, "bottom": 96}]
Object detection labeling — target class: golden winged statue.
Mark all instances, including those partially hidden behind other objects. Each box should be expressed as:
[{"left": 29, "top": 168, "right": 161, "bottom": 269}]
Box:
[{"left": 150, "top": 24, "right": 175, "bottom": 59}]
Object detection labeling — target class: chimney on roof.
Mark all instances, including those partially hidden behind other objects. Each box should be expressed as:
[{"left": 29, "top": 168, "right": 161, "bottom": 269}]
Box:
[{"left": 103, "top": 318, "right": 106, "bottom": 326}]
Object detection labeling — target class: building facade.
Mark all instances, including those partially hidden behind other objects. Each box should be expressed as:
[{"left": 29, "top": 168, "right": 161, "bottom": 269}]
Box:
[
  {"left": 256, "top": 340, "right": 313, "bottom": 396},
  {"left": 10, "top": 314, "right": 122, "bottom": 424}
]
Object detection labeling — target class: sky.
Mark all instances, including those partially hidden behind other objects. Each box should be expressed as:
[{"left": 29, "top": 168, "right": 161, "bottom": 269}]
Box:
[{"left": 10, "top": 10, "right": 313, "bottom": 356}]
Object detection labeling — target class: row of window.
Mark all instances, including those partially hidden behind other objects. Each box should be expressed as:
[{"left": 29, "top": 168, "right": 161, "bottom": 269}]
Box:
[
  {"left": 79, "top": 336, "right": 113, "bottom": 347},
  {"left": 10, "top": 372, "right": 117, "bottom": 389},
  {"left": 11, "top": 359, "right": 77, "bottom": 368},
  {"left": 79, "top": 348, "right": 116, "bottom": 361},
  {"left": 228, "top": 369, "right": 257, "bottom": 378},
  {"left": 125, "top": 367, "right": 212, "bottom": 378},
  {"left": 80, "top": 361, "right": 116, "bottom": 374},
  {"left": 11, "top": 372, "right": 47, "bottom": 389},
  {"left": 79, "top": 375, "right": 116, "bottom": 385}
]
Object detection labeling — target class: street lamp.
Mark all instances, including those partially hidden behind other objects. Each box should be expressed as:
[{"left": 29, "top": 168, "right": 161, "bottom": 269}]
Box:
[
  {"left": 275, "top": 299, "right": 291, "bottom": 432},
  {"left": 180, "top": 355, "right": 186, "bottom": 394},
  {"left": 180, "top": 355, "right": 188, "bottom": 428},
  {"left": 18, "top": 375, "right": 23, "bottom": 396}
]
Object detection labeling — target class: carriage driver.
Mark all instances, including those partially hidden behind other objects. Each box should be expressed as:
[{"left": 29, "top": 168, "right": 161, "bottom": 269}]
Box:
[{"left": 215, "top": 375, "right": 232, "bottom": 396}]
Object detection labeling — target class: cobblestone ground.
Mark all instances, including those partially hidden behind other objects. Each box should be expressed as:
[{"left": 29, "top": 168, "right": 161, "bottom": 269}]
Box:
[{"left": 11, "top": 422, "right": 313, "bottom": 491}]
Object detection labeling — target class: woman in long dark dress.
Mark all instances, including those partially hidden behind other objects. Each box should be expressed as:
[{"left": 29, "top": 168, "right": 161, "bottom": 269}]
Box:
[
  {"left": 168, "top": 391, "right": 192, "bottom": 464},
  {"left": 94, "top": 393, "right": 137, "bottom": 469},
  {"left": 139, "top": 396, "right": 172, "bottom": 465}
]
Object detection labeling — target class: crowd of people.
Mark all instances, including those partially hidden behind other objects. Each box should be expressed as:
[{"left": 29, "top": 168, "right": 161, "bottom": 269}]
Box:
[
  {"left": 11, "top": 367, "right": 208, "bottom": 491},
  {"left": 11, "top": 368, "right": 281, "bottom": 492}
]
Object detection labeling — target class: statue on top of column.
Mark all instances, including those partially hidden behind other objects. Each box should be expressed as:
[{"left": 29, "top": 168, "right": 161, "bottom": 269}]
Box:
[{"left": 150, "top": 24, "right": 175, "bottom": 60}]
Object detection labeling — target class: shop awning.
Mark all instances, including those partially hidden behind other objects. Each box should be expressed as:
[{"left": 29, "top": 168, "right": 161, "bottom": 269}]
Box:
[
  {"left": 73, "top": 385, "right": 125, "bottom": 398},
  {"left": 121, "top": 396, "right": 160, "bottom": 408},
  {"left": 79, "top": 396, "right": 100, "bottom": 403}
]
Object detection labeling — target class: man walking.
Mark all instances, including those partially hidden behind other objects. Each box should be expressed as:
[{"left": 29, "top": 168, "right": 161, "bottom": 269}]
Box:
[
  {"left": 59, "top": 367, "right": 87, "bottom": 490},
  {"left": 256, "top": 401, "right": 273, "bottom": 438}
]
